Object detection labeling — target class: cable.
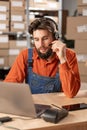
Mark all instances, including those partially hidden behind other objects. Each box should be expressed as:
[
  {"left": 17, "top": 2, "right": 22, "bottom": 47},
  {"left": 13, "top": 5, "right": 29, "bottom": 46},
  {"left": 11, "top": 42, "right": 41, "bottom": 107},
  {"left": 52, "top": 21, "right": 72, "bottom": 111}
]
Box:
[{"left": 51, "top": 104, "right": 62, "bottom": 109}]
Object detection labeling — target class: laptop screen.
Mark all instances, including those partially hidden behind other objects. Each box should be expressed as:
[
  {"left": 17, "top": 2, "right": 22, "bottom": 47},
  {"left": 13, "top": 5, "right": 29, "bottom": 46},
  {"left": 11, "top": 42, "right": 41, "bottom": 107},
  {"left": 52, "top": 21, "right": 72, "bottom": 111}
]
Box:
[
  {"left": 0, "top": 82, "right": 37, "bottom": 117},
  {"left": 0, "top": 82, "right": 51, "bottom": 118}
]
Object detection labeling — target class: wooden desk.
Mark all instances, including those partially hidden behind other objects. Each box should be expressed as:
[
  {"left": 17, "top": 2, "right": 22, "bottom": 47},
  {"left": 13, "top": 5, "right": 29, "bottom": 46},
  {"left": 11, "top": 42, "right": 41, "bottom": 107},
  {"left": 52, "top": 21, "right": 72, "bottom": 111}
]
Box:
[{"left": 0, "top": 89, "right": 87, "bottom": 130}]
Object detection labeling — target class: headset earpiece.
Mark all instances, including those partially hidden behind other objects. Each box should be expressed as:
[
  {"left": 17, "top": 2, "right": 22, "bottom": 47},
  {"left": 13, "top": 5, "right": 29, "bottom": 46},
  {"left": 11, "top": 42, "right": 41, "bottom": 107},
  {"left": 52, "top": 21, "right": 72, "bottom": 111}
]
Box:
[{"left": 54, "top": 32, "right": 59, "bottom": 40}]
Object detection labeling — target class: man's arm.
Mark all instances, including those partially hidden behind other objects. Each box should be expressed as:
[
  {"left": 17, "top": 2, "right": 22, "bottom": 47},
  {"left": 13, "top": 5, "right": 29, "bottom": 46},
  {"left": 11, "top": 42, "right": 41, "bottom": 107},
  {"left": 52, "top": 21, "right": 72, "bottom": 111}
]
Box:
[
  {"left": 51, "top": 40, "right": 80, "bottom": 98},
  {"left": 59, "top": 49, "right": 80, "bottom": 98},
  {"left": 4, "top": 49, "right": 28, "bottom": 83}
]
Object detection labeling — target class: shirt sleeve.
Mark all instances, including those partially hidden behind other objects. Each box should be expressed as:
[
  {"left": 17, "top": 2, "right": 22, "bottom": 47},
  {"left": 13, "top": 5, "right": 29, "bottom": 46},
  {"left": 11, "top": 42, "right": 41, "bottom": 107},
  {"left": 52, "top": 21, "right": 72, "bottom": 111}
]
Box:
[
  {"left": 4, "top": 49, "right": 28, "bottom": 83},
  {"left": 59, "top": 49, "right": 81, "bottom": 98}
]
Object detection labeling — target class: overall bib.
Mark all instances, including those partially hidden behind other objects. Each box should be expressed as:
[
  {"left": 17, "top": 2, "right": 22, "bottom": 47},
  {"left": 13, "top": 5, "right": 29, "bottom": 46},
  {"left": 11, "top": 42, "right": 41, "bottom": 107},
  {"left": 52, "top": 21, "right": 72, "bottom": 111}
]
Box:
[{"left": 26, "top": 48, "right": 61, "bottom": 94}]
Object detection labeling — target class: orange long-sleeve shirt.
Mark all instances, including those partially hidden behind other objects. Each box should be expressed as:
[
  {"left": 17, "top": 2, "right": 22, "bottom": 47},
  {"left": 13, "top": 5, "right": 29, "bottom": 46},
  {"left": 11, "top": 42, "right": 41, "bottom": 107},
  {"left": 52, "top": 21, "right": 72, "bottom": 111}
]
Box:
[{"left": 4, "top": 48, "right": 80, "bottom": 98}]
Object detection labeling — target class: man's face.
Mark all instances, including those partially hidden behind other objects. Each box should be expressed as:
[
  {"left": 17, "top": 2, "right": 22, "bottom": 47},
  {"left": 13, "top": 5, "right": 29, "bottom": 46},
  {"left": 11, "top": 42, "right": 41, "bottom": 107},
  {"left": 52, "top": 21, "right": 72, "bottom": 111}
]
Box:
[{"left": 33, "top": 29, "right": 54, "bottom": 59}]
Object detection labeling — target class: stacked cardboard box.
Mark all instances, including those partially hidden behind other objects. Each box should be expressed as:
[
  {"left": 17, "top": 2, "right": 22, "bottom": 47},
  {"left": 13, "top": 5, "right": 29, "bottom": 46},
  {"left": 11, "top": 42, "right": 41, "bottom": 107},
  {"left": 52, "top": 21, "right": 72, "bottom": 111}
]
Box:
[
  {"left": 0, "top": 48, "right": 9, "bottom": 67},
  {"left": 29, "top": 0, "right": 60, "bottom": 10},
  {"left": 29, "top": 0, "right": 60, "bottom": 23},
  {"left": 10, "top": 0, "right": 26, "bottom": 32},
  {"left": 77, "top": 0, "right": 87, "bottom": 16},
  {"left": 0, "top": 1, "right": 9, "bottom": 33},
  {"left": 76, "top": 0, "right": 87, "bottom": 82},
  {"left": 66, "top": 16, "right": 87, "bottom": 40},
  {"left": 8, "top": 0, "right": 27, "bottom": 67},
  {"left": 0, "top": 1, "right": 9, "bottom": 67},
  {"left": 0, "top": 0, "right": 27, "bottom": 68},
  {"left": 66, "top": 0, "right": 87, "bottom": 82},
  {"left": 8, "top": 39, "right": 27, "bottom": 66}
]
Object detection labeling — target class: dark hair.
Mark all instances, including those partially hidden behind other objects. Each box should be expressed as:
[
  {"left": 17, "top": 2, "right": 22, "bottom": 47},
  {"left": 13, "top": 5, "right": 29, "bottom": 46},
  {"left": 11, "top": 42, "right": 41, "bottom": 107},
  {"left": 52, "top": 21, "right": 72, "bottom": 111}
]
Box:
[{"left": 28, "top": 17, "right": 58, "bottom": 35}]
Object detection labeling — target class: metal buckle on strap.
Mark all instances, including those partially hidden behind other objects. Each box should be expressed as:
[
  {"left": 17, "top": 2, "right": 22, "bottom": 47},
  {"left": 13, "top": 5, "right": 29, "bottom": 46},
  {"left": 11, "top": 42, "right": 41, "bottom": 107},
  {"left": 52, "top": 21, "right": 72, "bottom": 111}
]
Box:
[{"left": 28, "top": 62, "right": 33, "bottom": 67}]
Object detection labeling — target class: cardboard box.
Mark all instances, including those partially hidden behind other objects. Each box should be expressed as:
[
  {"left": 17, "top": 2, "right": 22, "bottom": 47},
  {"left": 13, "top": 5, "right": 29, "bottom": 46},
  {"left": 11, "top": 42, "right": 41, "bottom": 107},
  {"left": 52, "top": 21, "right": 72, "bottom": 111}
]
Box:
[
  {"left": 0, "top": 49, "right": 9, "bottom": 56},
  {"left": 0, "top": 56, "right": 9, "bottom": 67},
  {"left": 78, "top": 5, "right": 87, "bottom": 16},
  {"left": 0, "top": 21, "right": 9, "bottom": 32},
  {"left": 0, "top": 12, "right": 9, "bottom": 21},
  {"left": 75, "top": 40, "right": 87, "bottom": 54},
  {"left": 29, "top": 0, "right": 34, "bottom": 7},
  {"left": 78, "top": 61, "right": 87, "bottom": 75},
  {"left": 66, "top": 16, "right": 87, "bottom": 40},
  {"left": 11, "top": 11, "right": 25, "bottom": 22},
  {"left": 0, "top": 1, "right": 9, "bottom": 12},
  {"left": 9, "top": 40, "right": 27, "bottom": 49},
  {"left": 80, "top": 75, "right": 87, "bottom": 82},
  {"left": 77, "top": 54, "right": 87, "bottom": 62},
  {"left": 28, "top": 0, "right": 60, "bottom": 10},
  {"left": 8, "top": 48, "right": 25, "bottom": 55},
  {"left": 34, "top": 0, "right": 47, "bottom": 3},
  {"left": 86, "top": 61, "right": 87, "bottom": 66},
  {"left": 8, "top": 55, "right": 17, "bottom": 66},
  {"left": 0, "top": 35, "right": 9, "bottom": 49},
  {"left": 9, "top": 49, "right": 20, "bottom": 56},
  {"left": 33, "top": 1, "right": 60, "bottom": 10},
  {"left": 77, "top": 0, "right": 87, "bottom": 6},
  {"left": 10, "top": 22, "right": 26, "bottom": 32},
  {"left": 10, "top": 0, "right": 25, "bottom": 12}
]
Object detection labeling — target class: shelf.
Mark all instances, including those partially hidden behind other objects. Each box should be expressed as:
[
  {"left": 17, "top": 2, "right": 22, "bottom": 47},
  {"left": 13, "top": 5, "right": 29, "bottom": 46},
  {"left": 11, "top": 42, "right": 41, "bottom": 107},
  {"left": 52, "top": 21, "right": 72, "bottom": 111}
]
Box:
[{"left": 29, "top": 7, "right": 60, "bottom": 11}]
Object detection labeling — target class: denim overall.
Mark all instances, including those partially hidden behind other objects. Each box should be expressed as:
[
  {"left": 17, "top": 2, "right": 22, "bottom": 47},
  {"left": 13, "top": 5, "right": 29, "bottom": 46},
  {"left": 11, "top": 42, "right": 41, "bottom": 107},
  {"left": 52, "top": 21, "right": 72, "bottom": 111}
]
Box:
[{"left": 26, "top": 48, "right": 61, "bottom": 94}]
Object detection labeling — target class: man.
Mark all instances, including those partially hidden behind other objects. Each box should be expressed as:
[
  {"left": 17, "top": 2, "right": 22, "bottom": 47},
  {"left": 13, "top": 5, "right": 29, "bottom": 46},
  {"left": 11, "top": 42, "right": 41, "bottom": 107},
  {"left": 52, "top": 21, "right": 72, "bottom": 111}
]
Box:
[{"left": 4, "top": 17, "right": 80, "bottom": 98}]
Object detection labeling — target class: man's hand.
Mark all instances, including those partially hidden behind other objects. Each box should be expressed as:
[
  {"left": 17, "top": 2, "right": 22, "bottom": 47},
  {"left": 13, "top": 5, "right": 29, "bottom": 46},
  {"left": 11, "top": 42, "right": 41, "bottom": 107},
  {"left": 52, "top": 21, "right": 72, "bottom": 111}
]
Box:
[{"left": 51, "top": 40, "right": 66, "bottom": 64}]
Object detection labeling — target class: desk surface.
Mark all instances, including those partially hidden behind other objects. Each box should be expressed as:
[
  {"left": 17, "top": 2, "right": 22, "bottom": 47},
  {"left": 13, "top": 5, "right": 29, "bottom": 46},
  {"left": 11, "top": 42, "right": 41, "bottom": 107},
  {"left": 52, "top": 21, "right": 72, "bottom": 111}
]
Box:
[{"left": 0, "top": 89, "right": 87, "bottom": 130}]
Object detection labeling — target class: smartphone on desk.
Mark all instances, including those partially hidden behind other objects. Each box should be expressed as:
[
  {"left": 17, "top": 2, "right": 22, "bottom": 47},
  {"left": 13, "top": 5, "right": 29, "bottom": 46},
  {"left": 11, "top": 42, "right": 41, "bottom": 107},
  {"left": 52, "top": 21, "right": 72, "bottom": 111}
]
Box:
[{"left": 62, "top": 103, "right": 87, "bottom": 111}]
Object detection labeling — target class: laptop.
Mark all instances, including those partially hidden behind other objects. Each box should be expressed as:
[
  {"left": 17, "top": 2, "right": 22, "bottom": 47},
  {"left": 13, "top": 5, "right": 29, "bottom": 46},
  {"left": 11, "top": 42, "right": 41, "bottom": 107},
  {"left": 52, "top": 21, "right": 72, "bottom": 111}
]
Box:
[{"left": 0, "top": 81, "right": 51, "bottom": 118}]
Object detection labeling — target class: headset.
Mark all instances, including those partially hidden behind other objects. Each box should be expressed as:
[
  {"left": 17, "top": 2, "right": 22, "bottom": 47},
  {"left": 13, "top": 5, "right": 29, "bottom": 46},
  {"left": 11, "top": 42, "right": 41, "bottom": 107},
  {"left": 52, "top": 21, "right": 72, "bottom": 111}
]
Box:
[
  {"left": 43, "top": 17, "right": 59, "bottom": 40},
  {"left": 29, "top": 17, "right": 59, "bottom": 40}
]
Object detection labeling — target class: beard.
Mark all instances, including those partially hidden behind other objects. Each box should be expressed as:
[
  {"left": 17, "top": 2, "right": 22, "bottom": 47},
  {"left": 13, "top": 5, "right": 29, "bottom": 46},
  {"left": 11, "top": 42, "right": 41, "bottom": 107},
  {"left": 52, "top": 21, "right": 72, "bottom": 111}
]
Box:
[{"left": 36, "top": 47, "right": 53, "bottom": 60}]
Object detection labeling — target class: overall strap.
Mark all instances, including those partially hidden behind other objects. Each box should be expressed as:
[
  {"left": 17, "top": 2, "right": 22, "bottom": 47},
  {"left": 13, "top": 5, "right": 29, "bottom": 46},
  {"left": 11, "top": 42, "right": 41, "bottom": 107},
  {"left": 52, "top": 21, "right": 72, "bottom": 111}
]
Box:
[
  {"left": 26, "top": 48, "right": 33, "bottom": 83},
  {"left": 28, "top": 48, "right": 33, "bottom": 67}
]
